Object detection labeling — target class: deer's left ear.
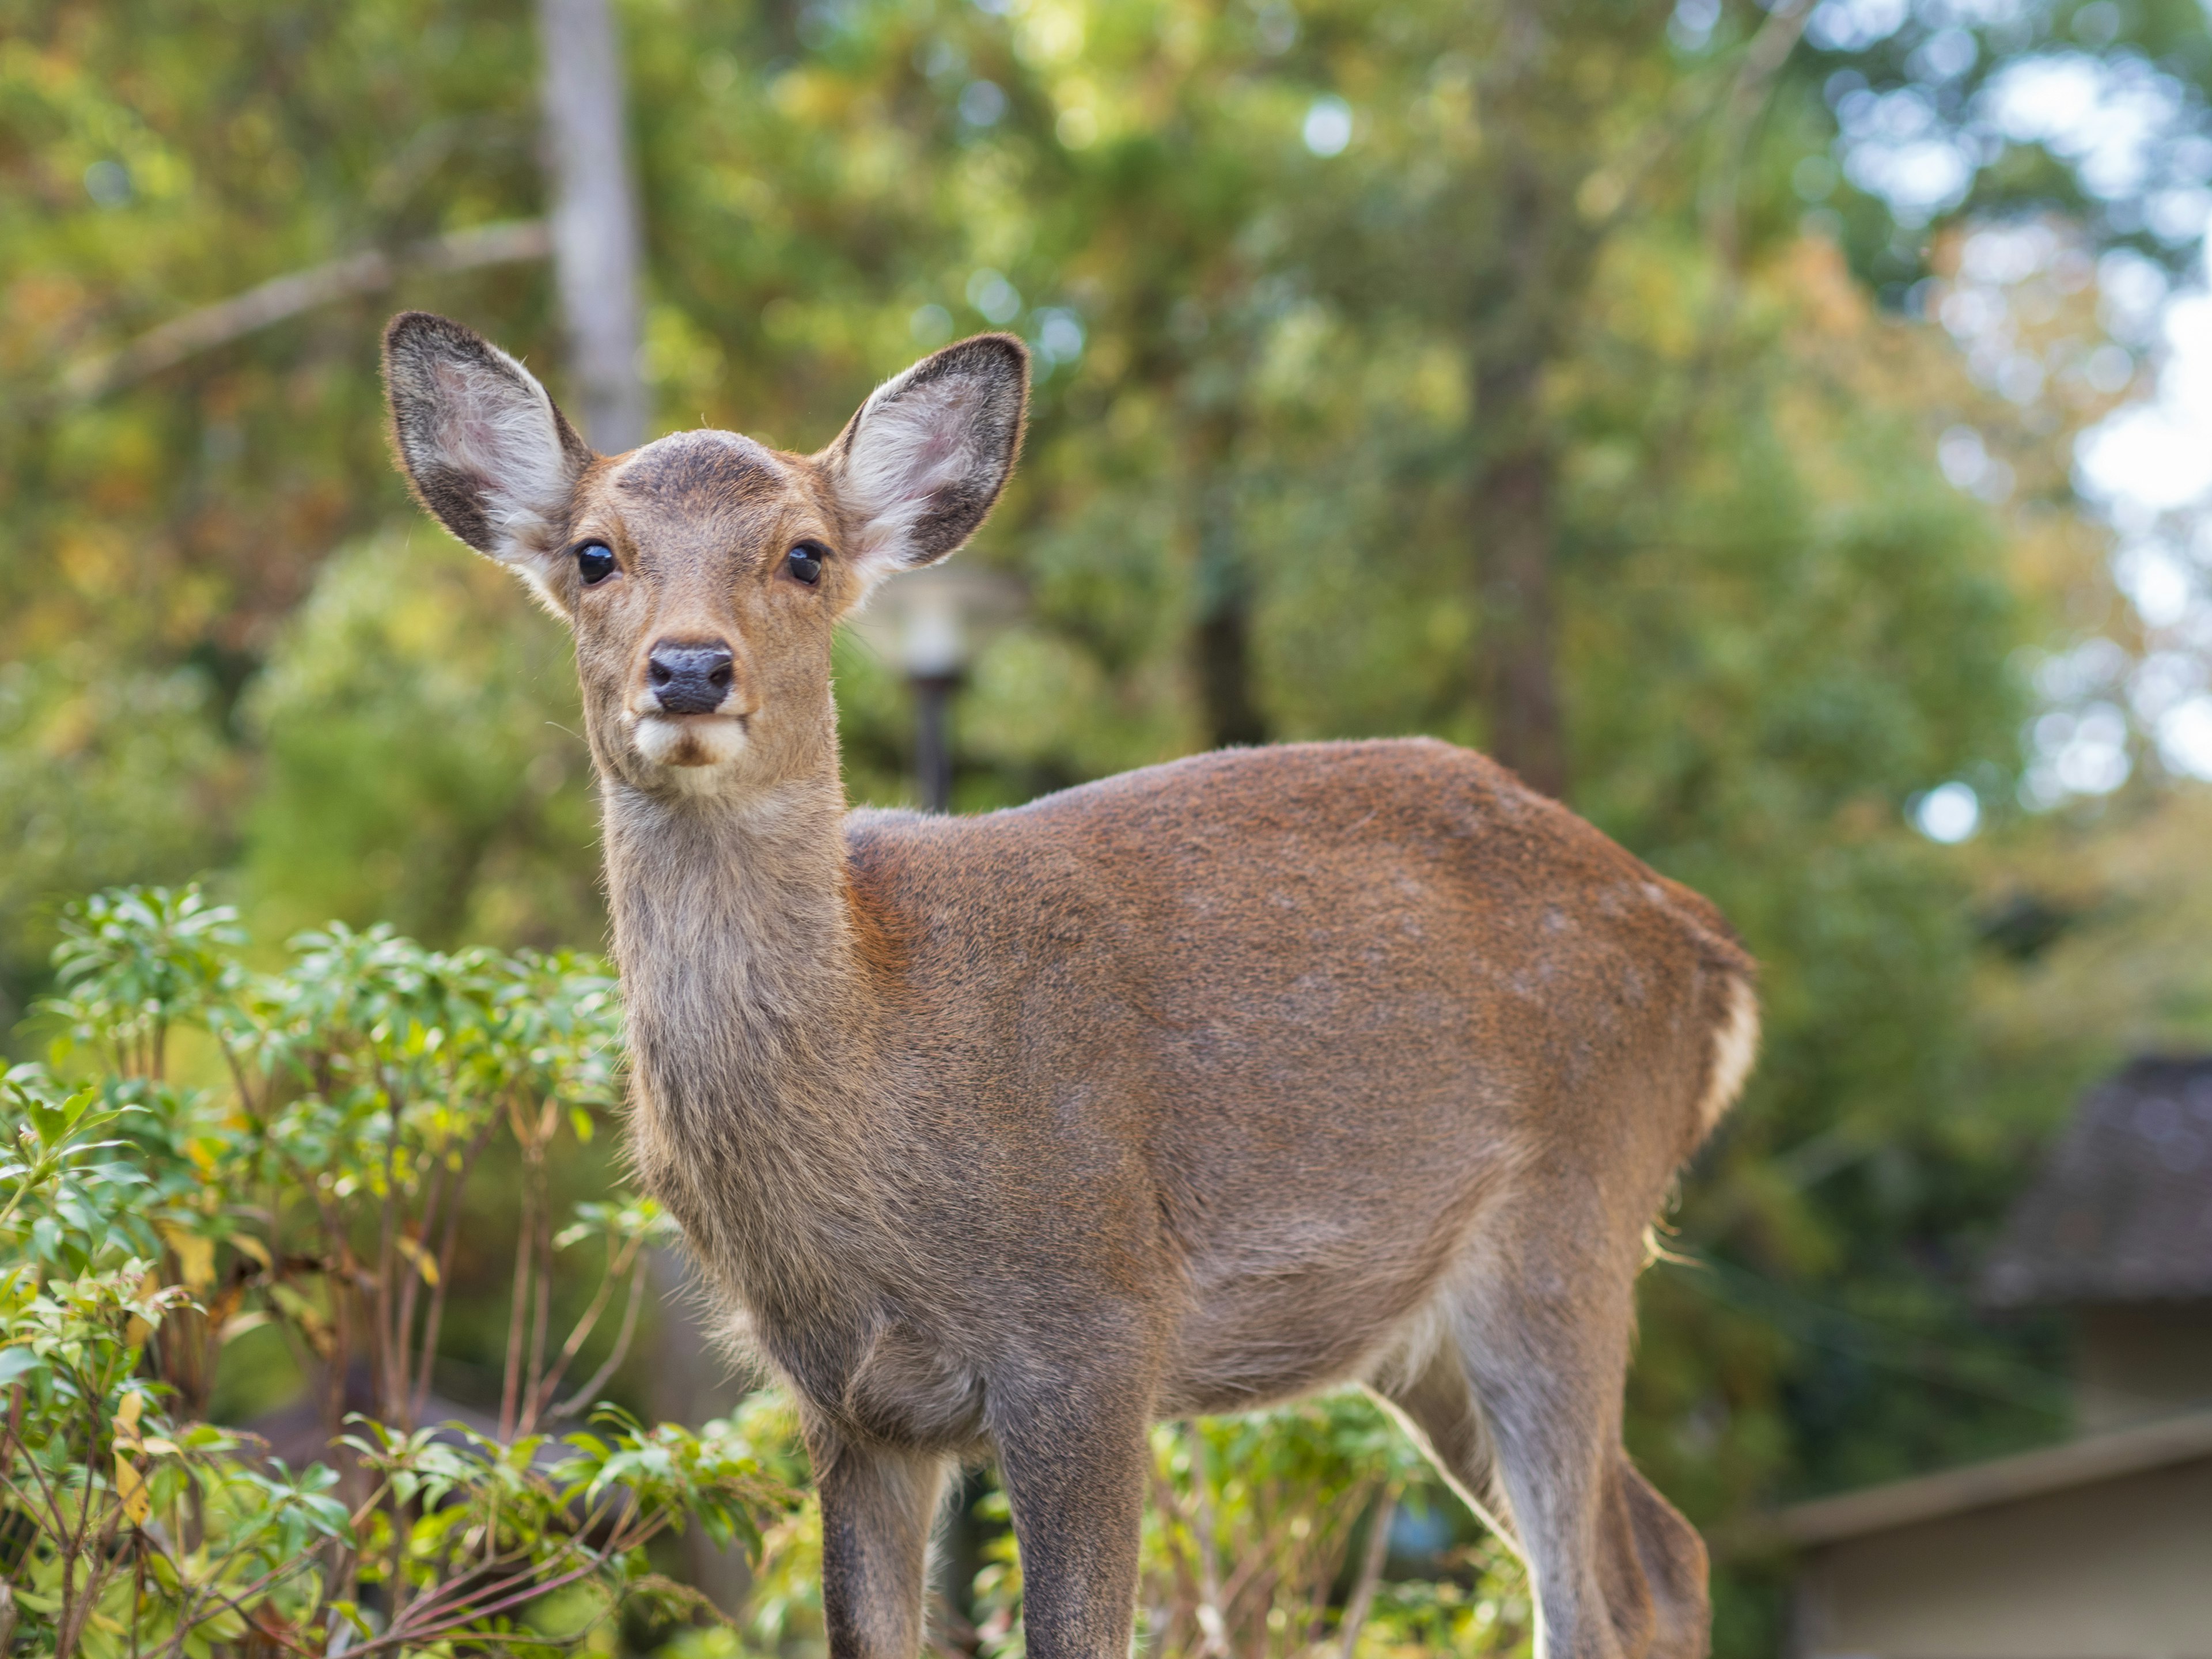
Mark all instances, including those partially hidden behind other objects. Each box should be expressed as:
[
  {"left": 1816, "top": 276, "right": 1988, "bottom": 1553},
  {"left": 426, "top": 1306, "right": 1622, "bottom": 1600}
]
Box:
[{"left": 819, "top": 333, "right": 1028, "bottom": 584}]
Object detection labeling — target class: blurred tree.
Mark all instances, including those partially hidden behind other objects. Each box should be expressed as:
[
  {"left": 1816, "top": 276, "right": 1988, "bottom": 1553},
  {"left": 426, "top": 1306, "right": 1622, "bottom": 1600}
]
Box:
[
  {"left": 239, "top": 529, "right": 601, "bottom": 948},
  {"left": 6, "top": 2, "right": 2210, "bottom": 1654},
  {"left": 539, "top": 0, "right": 649, "bottom": 450}
]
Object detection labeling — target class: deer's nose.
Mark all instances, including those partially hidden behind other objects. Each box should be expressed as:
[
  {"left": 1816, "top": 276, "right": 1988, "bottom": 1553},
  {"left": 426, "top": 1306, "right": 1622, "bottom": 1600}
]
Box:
[{"left": 646, "top": 639, "right": 736, "bottom": 715}]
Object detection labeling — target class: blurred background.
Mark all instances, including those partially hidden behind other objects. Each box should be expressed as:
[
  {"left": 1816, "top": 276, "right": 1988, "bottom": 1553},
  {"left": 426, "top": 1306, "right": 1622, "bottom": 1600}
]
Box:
[{"left": 7, "top": 0, "right": 2212, "bottom": 1653}]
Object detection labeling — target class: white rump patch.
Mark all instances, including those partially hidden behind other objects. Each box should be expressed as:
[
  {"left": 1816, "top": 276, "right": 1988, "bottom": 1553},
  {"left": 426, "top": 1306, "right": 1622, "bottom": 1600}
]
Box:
[{"left": 1697, "top": 975, "right": 1760, "bottom": 1139}]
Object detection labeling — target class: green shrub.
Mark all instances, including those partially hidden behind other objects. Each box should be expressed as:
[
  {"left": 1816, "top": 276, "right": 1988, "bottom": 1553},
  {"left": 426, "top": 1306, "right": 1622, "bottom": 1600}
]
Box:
[
  {"left": 0, "top": 887, "right": 791, "bottom": 1659},
  {"left": 2, "top": 886, "right": 1532, "bottom": 1659}
]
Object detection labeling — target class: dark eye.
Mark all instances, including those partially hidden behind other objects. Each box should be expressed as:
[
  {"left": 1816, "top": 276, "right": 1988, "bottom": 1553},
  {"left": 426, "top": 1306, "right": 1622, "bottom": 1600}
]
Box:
[
  {"left": 575, "top": 542, "right": 616, "bottom": 584},
  {"left": 787, "top": 541, "right": 825, "bottom": 586}
]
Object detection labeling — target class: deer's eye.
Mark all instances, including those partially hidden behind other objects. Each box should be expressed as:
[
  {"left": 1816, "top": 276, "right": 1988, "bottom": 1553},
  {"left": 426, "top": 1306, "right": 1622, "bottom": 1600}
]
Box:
[
  {"left": 576, "top": 542, "right": 616, "bottom": 584},
  {"left": 787, "top": 542, "right": 826, "bottom": 586}
]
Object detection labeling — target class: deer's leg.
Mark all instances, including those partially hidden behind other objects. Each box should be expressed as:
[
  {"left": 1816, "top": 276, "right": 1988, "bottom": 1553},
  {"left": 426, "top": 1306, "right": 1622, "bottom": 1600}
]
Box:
[
  {"left": 1444, "top": 1219, "right": 1709, "bottom": 1659},
  {"left": 986, "top": 1366, "right": 1152, "bottom": 1659},
  {"left": 804, "top": 1412, "right": 947, "bottom": 1659},
  {"left": 1372, "top": 1338, "right": 1513, "bottom": 1540},
  {"left": 1612, "top": 1456, "right": 1709, "bottom": 1659}
]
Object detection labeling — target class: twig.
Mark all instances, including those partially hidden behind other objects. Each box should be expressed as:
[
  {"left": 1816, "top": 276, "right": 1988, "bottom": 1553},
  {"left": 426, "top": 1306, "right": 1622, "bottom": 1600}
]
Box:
[
  {"left": 1146, "top": 1464, "right": 1207, "bottom": 1653},
  {"left": 498, "top": 1115, "right": 537, "bottom": 1444},
  {"left": 1336, "top": 1483, "right": 1399, "bottom": 1659},
  {"left": 520, "top": 1199, "right": 556, "bottom": 1435},
  {"left": 1702, "top": 0, "right": 1817, "bottom": 272},
  {"left": 412, "top": 1113, "right": 501, "bottom": 1424},
  {"left": 391, "top": 1134, "right": 448, "bottom": 1427},
  {"left": 546, "top": 1243, "right": 647, "bottom": 1421},
  {"left": 56, "top": 220, "right": 550, "bottom": 404},
  {"left": 1180, "top": 1425, "right": 1230, "bottom": 1659},
  {"left": 374, "top": 1066, "right": 406, "bottom": 1421}
]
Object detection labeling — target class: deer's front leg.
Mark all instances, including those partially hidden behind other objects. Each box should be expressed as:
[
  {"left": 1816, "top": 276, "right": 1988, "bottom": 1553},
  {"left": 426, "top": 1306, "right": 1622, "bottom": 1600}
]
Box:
[
  {"left": 988, "top": 1367, "right": 1153, "bottom": 1659},
  {"left": 805, "top": 1412, "right": 946, "bottom": 1659}
]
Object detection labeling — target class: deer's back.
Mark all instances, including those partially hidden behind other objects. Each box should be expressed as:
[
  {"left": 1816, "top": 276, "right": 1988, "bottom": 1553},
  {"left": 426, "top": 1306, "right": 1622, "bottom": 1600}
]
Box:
[{"left": 843, "top": 738, "right": 1749, "bottom": 1411}]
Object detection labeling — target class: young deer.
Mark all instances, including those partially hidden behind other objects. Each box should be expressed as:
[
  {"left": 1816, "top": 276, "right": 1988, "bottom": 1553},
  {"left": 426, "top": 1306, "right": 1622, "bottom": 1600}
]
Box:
[{"left": 382, "top": 310, "right": 1758, "bottom": 1659}]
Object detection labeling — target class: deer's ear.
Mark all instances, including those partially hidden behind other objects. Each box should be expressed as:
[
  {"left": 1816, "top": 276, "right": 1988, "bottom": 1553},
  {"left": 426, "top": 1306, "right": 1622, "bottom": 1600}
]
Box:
[
  {"left": 820, "top": 333, "right": 1028, "bottom": 582},
  {"left": 381, "top": 311, "right": 594, "bottom": 581}
]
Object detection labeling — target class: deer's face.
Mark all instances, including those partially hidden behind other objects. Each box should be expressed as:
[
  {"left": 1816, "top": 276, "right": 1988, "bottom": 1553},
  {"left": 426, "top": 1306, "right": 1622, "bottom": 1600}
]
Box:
[
  {"left": 381, "top": 312, "right": 1027, "bottom": 799},
  {"left": 557, "top": 434, "right": 847, "bottom": 793}
]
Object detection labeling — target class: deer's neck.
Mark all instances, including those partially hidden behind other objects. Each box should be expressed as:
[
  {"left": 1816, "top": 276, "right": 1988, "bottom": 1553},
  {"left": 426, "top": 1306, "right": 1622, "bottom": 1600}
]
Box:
[{"left": 600, "top": 764, "right": 897, "bottom": 1313}]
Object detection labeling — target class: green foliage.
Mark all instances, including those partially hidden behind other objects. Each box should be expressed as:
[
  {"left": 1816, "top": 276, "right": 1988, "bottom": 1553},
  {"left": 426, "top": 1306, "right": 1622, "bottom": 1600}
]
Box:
[
  {"left": 6, "top": 3, "right": 2207, "bottom": 1656},
  {"left": 241, "top": 530, "right": 601, "bottom": 949},
  {"left": 710, "top": 1381, "right": 1529, "bottom": 1659},
  {"left": 0, "top": 887, "right": 790, "bottom": 1659},
  {"left": 0, "top": 656, "right": 232, "bottom": 1033},
  {"left": 1127, "top": 1397, "right": 1532, "bottom": 1659}
]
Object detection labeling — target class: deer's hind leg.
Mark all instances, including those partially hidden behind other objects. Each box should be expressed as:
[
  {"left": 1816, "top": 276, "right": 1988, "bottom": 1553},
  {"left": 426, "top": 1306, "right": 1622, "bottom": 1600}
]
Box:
[{"left": 1378, "top": 1216, "right": 1708, "bottom": 1659}]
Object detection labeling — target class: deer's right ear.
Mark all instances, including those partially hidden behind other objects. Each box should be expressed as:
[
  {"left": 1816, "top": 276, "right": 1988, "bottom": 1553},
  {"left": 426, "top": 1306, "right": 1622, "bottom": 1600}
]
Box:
[{"left": 381, "top": 312, "right": 594, "bottom": 586}]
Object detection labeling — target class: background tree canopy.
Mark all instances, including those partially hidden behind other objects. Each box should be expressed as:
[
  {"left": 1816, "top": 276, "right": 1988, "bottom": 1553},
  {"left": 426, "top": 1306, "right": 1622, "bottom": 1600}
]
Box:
[{"left": 8, "top": 1, "right": 2212, "bottom": 1653}]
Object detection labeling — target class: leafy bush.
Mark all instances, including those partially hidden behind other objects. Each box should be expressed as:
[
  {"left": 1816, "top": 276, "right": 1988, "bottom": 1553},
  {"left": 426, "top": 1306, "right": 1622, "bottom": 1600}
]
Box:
[
  {"left": 0, "top": 887, "right": 791, "bottom": 1659},
  {"left": 2, "top": 887, "right": 1531, "bottom": 1658},
  {"left": 959, "top": 1397, "right": 1531, "bottom": 1659}
]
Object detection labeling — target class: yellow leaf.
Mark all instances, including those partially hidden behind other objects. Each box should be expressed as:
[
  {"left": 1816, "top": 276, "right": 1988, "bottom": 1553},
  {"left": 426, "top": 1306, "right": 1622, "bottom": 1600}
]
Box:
[
  {"left": 160, "top": 1226, "right": 217, "bottom": 1292},
  {"left": 229, "top": 1234, "right": 272, "bottom": 1271},
  {"left": 219, "top": 1310, "right": 272, "bottom": 1342},
  {"left": 141, "top": 1437, "right": 180, "bottom": 1456},
  {"left": 394, "top": 1236, "right": 439, "bottom": 1287},
  {"left": 115, "top": 1391, "right": 143, "bottom": 1431},
  {"left": 113, "top": 1456, "right": 150, "bottom": 1525}
]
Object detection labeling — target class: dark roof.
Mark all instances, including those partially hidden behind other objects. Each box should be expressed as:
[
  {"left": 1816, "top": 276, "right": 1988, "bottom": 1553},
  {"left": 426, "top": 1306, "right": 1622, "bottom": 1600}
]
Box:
[{"left": 1984, "top": 1055, "right": 2212, "bottom": 1308}]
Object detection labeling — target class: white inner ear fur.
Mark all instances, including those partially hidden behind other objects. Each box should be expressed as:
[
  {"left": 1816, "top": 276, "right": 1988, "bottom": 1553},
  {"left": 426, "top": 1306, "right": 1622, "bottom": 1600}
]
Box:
[
  {"left": 840, "top": 369, "right": 996, "bottom": 580},
  {"left": 427, "top": 347, "right": 575, "bottom": 564}
]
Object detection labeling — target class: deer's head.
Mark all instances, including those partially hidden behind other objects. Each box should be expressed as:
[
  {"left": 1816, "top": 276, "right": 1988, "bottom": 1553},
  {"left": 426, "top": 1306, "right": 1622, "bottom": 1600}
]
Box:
[{"left": 381, "top": 311, "right": 1027, "bottom": 798}]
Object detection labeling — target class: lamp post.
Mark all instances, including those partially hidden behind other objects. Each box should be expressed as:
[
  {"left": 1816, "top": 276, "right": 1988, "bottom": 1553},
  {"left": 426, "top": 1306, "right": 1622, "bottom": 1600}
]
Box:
[{"left": 902, "top": 588, "right": 964, "bottom": 813}]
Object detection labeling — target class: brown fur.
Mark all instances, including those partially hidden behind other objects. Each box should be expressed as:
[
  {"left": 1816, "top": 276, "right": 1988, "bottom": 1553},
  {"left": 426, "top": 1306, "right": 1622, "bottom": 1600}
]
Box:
[{"left": 381, "top": 311, "right": 1757, "bottom": 1659}]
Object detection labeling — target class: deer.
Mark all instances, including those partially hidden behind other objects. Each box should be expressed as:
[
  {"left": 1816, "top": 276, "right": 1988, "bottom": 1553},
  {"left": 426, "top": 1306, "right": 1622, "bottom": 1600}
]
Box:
[{"left": 380, "top": 309, "right": 1759, "bottom": 1659}]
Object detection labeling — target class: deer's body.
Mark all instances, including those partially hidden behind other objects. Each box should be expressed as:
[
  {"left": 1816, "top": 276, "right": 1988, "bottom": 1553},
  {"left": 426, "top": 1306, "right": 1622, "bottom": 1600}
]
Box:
[
  {"left": 384, "top": 313, "right": 1756, "bottom": 1659},
  {"left": 616, "top": 738, "right": 1747, "bottom": 1441}
]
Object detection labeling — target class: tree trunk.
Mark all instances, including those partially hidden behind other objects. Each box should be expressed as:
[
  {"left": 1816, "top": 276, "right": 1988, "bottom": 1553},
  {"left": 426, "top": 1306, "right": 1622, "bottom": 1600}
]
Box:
[
  {"left": 1467, "top": 151, "right": 1572, "bottom": 802},
  {"left": 1189, "top": 409, "right": 1268, "bottom": 749},
  {"left": 1472, "top": 425, "right": 1566, "bottom": 800},
  {"left": 540, "top": 0, "right": 749, "bottom": 1611},
  {"left": 537, "top": 0, "right": 647, "bottom": 452}
]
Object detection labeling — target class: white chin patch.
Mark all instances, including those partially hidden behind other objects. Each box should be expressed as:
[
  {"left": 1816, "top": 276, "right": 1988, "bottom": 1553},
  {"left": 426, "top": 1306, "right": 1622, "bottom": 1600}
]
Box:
[{"left": 632, "top": 713, "right": 749, "bottom": 771}]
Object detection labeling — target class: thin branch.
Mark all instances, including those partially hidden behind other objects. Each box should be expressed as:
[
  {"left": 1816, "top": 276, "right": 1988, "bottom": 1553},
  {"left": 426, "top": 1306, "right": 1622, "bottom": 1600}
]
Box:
[
  {"left": 411, "top": 1114, "right": 500, "bottom": 1425},
  {"left": 56, "top": 220, "right": 550, "bottom": 404},
  {"left": 374, "top": 1068, "right": 406, "bottom": 1423},
  {"left": 355, "top": 1507, "right": 661, "bottom": 1656},
  {"left": 366, "top": 1559, "right": 605, "bottom": 1653},
  {"left": 1179, "top": 1425, "right": 1230, "bottom": 1659},
  {"left": 1336, "top": 1483, "right": 1400, "bottom": 1659},
  {"left": 1146, "top": 1463, "right": 1209, "bottom": 1639},
  {"left": 498, "top": 1155, "right": 537, "bottom": 1443},
  {"left": 548, "top": 1245, "right": 647, "bottom": 1421},
  {"left": 1702, "top": 0, "right": 1818, "bottom": 272},
  {"left": 539, "top": 1236, "right": 634, "bottom": 1397},
  {"left": 519, "top": 1200, "right": 556, "bottom": 1435},
  {"left": 391, "top": 1139, "right": 449, "bottom": 1427}
]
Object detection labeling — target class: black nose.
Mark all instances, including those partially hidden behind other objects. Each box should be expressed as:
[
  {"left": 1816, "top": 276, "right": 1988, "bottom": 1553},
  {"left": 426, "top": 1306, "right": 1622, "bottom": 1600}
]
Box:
[{"left": 647, "top": 639, "right": 735, "bottom": 715}]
